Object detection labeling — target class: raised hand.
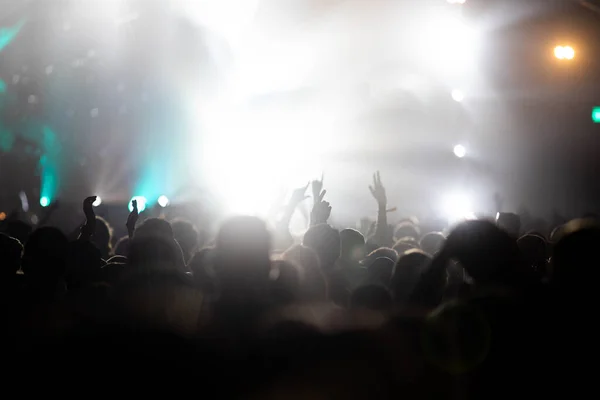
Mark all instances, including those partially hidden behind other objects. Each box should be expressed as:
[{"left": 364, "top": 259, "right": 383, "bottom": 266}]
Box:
[
  {"left": 369, "top": 171, "right": 387, "bottom": 207},
  {"left": 126, "top": 199, "right": 139, "bottom": 239},
  {"left": 311, "top": 200, "right": 332, "bottom": 226},
  {"left": 79, "top": 196, "right": 97, "bottom": 241},
  {"left": 311, "top": 173, "right": 326, "bottom": 205},
  {"left": 290, "top": 182, "right": 310, "bottom": 206},
  {"left": 83, "top": 196, "right": 96, "bottom": 220}
]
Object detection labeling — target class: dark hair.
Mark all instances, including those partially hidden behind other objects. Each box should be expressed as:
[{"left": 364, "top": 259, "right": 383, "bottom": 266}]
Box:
[
  {"left": 340, "top": 228, "right": 366, "bottom": 261},
  {"left": 0, "top": 233, "right": 23, "bottom": 277},
  {"left": 303, "top": 224, "right": 340, "bottom": 271},
  {"left": 420, "top": 232, "right": 445, "bottom": 256},
  {"left": 351, "top": 284, "right": 392, "bottom": 311},
  {"left": 171, "top": 219, "right": 199, "bottom": 262},
  {"left": 390, "top": 250, "right": 432, "bottom": 305},
  {"left": 282, "top": 245, "right": 327, "bottom": 302},
  {"left": 22, "top": 227, "right": 68, "bottom": 280}
]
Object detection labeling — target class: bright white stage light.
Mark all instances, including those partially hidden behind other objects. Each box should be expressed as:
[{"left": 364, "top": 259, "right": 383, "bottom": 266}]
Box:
[
  {"left": 442, "top": 192, "right": 474, "bottom": 224},
  {"left": 447, "top": 0, "right": 466, "bottom": 4},
  {"left": 418, "top": 14, "right": 480, "bottom": 77},
  {"left": 92, "top": 196, "right": 102, "bottom": 207},
  {"left": 200, "top": 103, "right": 325, "bottom": 215},
  {"left": 451, "top": 89, "right": 465, "bottom": 102},
  {"left": 158, "top": 195, "right": 170, "bottom": 208},
  {"left": 453, "top": 144, "right": 466, "bottom": 158},
  {"left": 129, "top": 196, "right": 147, "bottom": 213}
]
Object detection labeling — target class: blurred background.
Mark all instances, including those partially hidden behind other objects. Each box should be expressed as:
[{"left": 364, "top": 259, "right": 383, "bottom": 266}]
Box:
[{"left": 0, "top": 0, "right": 599, "bottom": 229}]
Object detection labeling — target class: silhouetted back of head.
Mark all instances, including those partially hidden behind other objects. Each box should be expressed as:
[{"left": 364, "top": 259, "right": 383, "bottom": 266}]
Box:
[
  {"left": 339, "top": 228, "right": 365, "bottom": 262},
  {"left": 420, "top": 232, "right": 445, "bottom": 256},
  {"left": 391, "top": 250, "right": 432, "bottom": 305},
  {"left": 363, "top": 247, "right": 398, "bottom": 267},
  {"left": 282, "top": 244, "right": 327, "bottom": 302},
  {"left": 171, "top": 219, "right": 199, "bottom": 263},
  {"left": 365, "top": 257, "right": 395, "bottom": 287},
  {"left": 392, "top": 238, "right": 418, "bottom": 256},
  {"left": 135, "top": 218, "right": 174, "bottom": 240},
  {"left": 518, "top": 234, "right": 548, "bottom": 271},
  {"left": 552, "top": 219, "right": 600, "bottom": 292},
  {"left": 446, "top": 220, "right": 525, "bottom": 286},
  {"left": 128, "top": 235, "right": 184, "bottom": 273},
  {"left": 113, "top": 235, "right": 130, "bottom": 256},
  {"left": 66, "top": 240, "right": 104, "bottom": 288},
  {"left": 22, "top": 227, "right": 68, "bottom": 280},
  {"left": 0, "top": 233, "right": 23, "bottom": 278},
  {"left": 215, "top": 216, "right": 271, "bottom": 279},
  {"left": 270, "top": 260, "right": 301, "bottom": 306},
  {"left": 6, "top": 220, "right": 32, "bottom": 245},
  {"left": 92, "top": 216, "right": 113, "bottom": 259},
  {"left": 351, "top": 284, "right": 392, "bottom": 311},
  {"left": 303, "top": 224, "right": 340, "bottom": 271},
  {"left": 394, "top": 221, "right": 420, "bottom": 241}
]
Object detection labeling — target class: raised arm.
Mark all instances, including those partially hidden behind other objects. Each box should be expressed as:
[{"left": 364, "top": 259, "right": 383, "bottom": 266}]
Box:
[
  {"left": 274, "top": 182, "right": 309, "bottom": 249},
  {"left": 78, "top": 196, "right": 97, "bottom": 241},
  {"left": 369, "top": 171, "right": 392, "bottom": 247},
  {"left": 126, "top": 199, "right": 139, "bottom": 239},
  {"left": 310, "top": 174, "right": 331, "bottom": 226}
]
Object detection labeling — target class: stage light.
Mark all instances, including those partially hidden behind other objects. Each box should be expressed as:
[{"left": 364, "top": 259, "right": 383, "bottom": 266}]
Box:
[
  {"left": 129, "top": 196, "right": 147, "bottom": 213},
  {"left": 0, "top": 212, "right": 6, "bottom": 221},
  {"left": 451, "top": 89, "right": 465, "bottom": 102},
  {"left": 447, "top": 0, "right": 466, "bottom": 4},
  {"left": 442, "top": 192, "right": 474, "bottom": 224},
  {"left": 157, "top": 195, "right": 170, "bottom": 208},
  {"left": 554, "top": 46, "right": 575, "bottom": 60},
  {"left": 593, "top": 107, "right": 600, "bottom": 123},
  {"left": 453, "top": 144, "right": 467, "bottom": 158},
  {"left": 40, "top": 196, "right": 50, "bottom": 207},
  {"left": 418, "top": 15, "right": 480, "bottom": 77},
  {"left": 92, "top": 196, "right": 102, "bottom": 207}
]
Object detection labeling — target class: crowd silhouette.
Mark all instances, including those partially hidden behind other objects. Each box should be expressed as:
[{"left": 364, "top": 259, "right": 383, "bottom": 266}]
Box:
[{"left": 1, "top": 172, "right": 598, "bottom": 397}]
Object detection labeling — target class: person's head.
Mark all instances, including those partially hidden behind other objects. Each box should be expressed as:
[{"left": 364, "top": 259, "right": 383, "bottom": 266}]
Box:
[
  {"left": 350, "top": 284, "right": 392, "bottom": 311},
  {"left": 215, "top": 216, "right": 271, "bottom": 286},
  {"left": 66, "top": 240, "right": 104, "bottom": 288},
  {"left": 135, "top": 218, "right": 174, "bottom": 240},
  {"left": 445, "top": 220, "right": 527, "bottom": 287},
  {"left": 392, "top": 238, "right": 418, "bottom": 256},
  {"left": 6, "top": 220, "right": 32, "bottom": 245},
  {"left": 0, "top": 233, "right": 23, "bottom": 279},
  {"left": 394, "top": 221, "right": 420, "bottom": 242},
  {"left": 171, "top": 219, "right": 199, "bottom": 262},
  {"left": 303, "top": 224, "right": 340, "bottom": 271},
  {"left": 496, "top": 212, "right": 521, "bottom": 238},
  {"left": 282, "top": 244, "right": 327, "bottom": 302},
  {"left": 270, "top": 260, "right": 301, "bottom": 306},
  {"left": 362, "top": 247, "right": 398, "bottom": 267},
  {"left": 22, "top": 227, "right": 68, "bottom": 281},
  {"left": 128, "top": 234, "right": 185, "bottom": 273},
  {"left": 390, "top": 249, "right": 432, "bottom": 305},
  {"left": 113, "top": 236, "right": 130, "bottom": 257},
  {"left": 339, "top": 228, "right": 366, "bottom": 262},
  {"left": 517, "top": 234, "right": 548, "bottom": 274},
  {"left": 365, "top": 257, "right": 395, "bottom": 287},
  {"left": 92, "top": 216, "right": 113, "bottom": 259},
  {"left": 551, "top": 219, "right": 600, "bottom": 293},
  {"left": 420, "top": 232, "right": 445, "bottom": 256}
]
